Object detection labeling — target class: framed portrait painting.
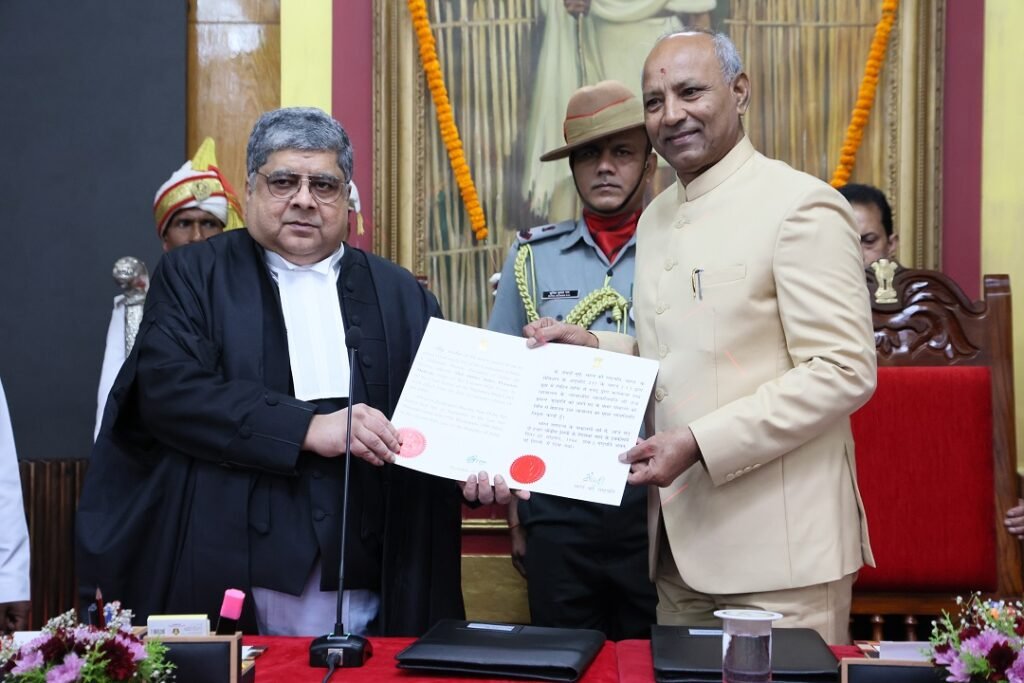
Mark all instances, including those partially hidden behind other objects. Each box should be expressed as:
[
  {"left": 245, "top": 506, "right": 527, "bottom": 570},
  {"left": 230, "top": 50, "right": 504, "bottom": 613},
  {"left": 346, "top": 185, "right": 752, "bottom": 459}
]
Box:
[{"left": 374, "top": 0, "right": 945, "bottom": 328}]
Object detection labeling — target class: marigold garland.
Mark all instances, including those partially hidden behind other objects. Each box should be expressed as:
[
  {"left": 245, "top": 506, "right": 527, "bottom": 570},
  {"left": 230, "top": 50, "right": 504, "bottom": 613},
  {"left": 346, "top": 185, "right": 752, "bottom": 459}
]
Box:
[
  {"left": 407, "top": 0, "right": 488, "bottom": 241},
  {"left": 830, "top": 0, "right": 899, "bottom": 188}
]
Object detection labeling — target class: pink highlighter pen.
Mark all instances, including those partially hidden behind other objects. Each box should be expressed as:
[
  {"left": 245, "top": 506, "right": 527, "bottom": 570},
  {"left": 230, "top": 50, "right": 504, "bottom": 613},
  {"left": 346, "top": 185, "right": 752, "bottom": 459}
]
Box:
[{"left": 215, "top": 588, "right": 246, "bottom": 635}]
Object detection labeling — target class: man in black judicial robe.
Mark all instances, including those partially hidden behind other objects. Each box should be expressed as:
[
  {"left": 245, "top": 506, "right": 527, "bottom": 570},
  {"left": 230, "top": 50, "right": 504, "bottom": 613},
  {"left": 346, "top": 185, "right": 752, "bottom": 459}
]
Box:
[{"left": 76, "top": 108, "right": 467, "bottom": 636}]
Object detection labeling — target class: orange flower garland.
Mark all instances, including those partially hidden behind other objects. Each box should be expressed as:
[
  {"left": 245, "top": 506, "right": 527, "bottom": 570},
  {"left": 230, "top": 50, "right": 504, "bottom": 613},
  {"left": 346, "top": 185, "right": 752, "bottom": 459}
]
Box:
[
  {"left": 830, "top": 0, "right": 899, "bottom": 188},
  {"left": 407, "top": 0, "right": 488, "bottom": 241}
]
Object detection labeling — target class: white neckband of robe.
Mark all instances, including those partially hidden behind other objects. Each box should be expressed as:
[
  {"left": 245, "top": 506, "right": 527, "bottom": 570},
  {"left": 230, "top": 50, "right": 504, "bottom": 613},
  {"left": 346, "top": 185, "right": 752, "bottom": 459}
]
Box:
[{"left": 265, "top": 245, "right": 349, "bottom": 401}]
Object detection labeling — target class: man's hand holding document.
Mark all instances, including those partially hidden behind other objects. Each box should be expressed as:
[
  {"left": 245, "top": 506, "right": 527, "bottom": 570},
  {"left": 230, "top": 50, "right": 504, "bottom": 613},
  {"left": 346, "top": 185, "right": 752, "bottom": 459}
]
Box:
[{"left": 389, "top": 319, "right": 658, "bottom": 505}]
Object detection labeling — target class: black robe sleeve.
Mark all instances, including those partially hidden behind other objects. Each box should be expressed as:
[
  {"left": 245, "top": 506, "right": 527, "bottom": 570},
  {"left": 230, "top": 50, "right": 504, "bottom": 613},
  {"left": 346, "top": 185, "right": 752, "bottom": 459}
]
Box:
[
  {"left": 130, "top": 246, "right": 315, "bottom": 474},
  {"left": 362, "top": 253, "right": 467, "bottom": 635}
]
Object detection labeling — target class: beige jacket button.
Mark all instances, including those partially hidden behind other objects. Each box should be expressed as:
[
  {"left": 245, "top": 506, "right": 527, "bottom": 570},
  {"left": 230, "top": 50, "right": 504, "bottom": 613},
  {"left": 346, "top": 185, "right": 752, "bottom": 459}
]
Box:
[
  {"left": 726, "top": 473, "right": 735, "bottom": 482},
  {"left": 655, "top": 387, "right": 667, "bottom": 401}
]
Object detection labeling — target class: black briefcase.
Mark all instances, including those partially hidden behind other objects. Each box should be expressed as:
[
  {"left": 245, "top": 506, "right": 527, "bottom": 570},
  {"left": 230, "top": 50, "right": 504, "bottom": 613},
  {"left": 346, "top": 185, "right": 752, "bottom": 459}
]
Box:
[
  {"left": 651, "top": 625, "right": 839, "bottom": 683},
  {"left": 395, "top": 619, "right": 606, "bottom": 682}
]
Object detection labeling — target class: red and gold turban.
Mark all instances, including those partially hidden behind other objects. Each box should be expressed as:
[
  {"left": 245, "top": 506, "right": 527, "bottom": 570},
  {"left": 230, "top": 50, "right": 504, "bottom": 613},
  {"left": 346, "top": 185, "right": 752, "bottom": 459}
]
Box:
[{"left": 152, "top": 137, "right": 244, "bottom": 237}]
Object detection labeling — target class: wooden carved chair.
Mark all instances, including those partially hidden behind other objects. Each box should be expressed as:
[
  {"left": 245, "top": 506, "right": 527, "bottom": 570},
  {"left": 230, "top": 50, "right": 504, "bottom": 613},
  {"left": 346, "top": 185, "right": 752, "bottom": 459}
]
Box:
[{"left": 850, "top": 264, "right": 1021, "bottom": 640}]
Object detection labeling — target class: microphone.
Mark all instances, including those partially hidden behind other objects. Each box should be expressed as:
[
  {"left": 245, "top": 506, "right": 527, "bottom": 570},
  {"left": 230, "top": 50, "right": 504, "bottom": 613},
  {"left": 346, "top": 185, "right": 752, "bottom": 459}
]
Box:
[{"left": 310, "top": 326, "right": 372, "bottom": 669}]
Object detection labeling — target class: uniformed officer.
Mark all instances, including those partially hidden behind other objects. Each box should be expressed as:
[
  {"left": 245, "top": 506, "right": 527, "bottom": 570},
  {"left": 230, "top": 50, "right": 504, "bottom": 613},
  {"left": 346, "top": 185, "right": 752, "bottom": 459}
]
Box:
[{"left": 488, "top": 80, "right": 657, "bottom": 640}]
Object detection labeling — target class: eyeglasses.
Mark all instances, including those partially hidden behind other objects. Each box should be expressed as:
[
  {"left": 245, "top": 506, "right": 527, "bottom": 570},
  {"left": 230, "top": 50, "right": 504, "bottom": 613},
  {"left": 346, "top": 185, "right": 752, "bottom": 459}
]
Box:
[{"left": 254, "top": 171, "right": 348, "bottom": 204}]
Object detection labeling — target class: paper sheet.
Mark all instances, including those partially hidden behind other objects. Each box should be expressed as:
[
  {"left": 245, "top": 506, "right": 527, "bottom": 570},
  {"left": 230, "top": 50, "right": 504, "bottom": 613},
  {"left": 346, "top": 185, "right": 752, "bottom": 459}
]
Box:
[{"left": 390, "top": 319, "right": 658, "bottom": 505}]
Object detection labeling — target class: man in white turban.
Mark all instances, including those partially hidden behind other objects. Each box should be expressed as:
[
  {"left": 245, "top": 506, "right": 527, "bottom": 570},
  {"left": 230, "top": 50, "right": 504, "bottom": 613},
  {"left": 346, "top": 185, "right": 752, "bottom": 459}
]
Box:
[
  {"left": 94, "top": 138, "right": 244, "bottom": 438},
  {"left": 151, "top": 137, "right": 244, "bottom": 250}
]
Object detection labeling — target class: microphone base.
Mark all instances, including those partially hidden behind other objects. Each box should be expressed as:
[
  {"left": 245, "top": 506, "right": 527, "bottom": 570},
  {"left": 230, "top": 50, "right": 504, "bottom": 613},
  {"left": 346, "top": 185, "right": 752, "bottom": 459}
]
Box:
[{"left": 309, "top": 633, "right": 372, "bottom": 668}]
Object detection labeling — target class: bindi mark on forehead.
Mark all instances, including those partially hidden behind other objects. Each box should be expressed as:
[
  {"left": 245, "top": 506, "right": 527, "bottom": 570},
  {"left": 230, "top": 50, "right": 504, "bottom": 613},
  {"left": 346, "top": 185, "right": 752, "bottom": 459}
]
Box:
[{"left": 660, "top": 68, "right": 666, "bottom": 74}]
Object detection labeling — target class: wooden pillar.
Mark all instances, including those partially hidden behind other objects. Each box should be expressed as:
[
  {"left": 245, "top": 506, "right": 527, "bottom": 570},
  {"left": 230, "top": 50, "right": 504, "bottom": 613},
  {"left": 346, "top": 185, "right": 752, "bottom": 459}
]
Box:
[
  {"left": 982, "top": 0, "right": 1024, "bottom": 471},
  {"left": 187, "top": 0, "right": 281, "bottom": 213}
]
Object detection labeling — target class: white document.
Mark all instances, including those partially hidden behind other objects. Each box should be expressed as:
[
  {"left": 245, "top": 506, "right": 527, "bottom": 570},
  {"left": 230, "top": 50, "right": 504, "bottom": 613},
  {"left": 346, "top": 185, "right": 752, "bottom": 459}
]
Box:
[
  {"left": 390, "top": 318, "right": 659, "bottom": 505},
  {"left": 878, "top": 641, "right": 931, "bottom": 662}
]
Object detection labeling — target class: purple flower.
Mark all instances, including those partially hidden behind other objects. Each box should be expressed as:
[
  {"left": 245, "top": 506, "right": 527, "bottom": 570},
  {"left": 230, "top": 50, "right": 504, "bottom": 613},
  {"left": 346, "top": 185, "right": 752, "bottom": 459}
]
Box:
[
  {"left": 45, "top": 652, "right": 84, "bottom": 683},
  {"left": 115, "top": 633, "right": 147, "bottom": 662},
  {"left": 960, "top": 627, "right": 1009, "bottom": 657},
  {"left": 10, "top": 648, "right": 44, "bottom": 673},
  {"left": 1009, "top": 651, "right": 1024, "bottom": 682},
  {"left": 946, "top": 655, "right": 971, "bottom": 683},
  {"left": 934, "top": 642, "right": 957, "bottom": 665},
  {"left": 24, "top": 632, "right": 53, "bottom": 651}
]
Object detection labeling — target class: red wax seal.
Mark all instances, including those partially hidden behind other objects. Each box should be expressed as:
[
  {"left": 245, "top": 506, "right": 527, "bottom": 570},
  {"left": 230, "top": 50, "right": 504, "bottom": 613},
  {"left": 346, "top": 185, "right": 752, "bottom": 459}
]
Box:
[
  {"left": 509, "top": 455, "right": 546, "bottom": 485},
  {"left": 398, "top": 428, "right": 426, "bottom": 458}
]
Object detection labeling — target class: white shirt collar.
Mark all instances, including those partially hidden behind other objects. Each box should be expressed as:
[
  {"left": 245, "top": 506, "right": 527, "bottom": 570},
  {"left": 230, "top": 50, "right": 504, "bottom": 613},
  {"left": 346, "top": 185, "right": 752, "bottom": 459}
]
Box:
[{"left": 264, "top": 243, "right": 345, "bottom": 278}]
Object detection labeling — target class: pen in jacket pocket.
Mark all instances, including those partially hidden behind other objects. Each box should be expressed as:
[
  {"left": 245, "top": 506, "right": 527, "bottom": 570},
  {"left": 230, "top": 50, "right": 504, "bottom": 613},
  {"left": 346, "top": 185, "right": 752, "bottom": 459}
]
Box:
[{"left": 691, "top": 268, "right": 704, "bottom": 300}]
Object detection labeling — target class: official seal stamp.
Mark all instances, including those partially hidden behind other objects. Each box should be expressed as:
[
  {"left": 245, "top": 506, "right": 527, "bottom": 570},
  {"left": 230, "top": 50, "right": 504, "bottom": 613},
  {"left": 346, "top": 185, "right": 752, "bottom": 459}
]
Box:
[
  {"left": 398, "top": 427, "right": 426, "bottom": 457},
  {"left": 509, "top": 454, "right": 546, "bottom": 485}
]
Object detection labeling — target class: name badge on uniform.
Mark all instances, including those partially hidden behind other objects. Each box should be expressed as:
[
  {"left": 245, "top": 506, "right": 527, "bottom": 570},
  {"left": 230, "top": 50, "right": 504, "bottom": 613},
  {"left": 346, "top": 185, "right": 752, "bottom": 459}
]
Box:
[{"left": 541, "top": 289, "right": 579, "bottom": 300}]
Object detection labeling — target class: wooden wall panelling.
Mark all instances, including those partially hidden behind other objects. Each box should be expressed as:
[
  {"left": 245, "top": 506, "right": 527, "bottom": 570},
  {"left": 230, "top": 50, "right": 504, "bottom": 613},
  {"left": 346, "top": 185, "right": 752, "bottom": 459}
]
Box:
[
  {"left": 188, "top": 0, "right": 281, "bottom": 215},
  {"left": 461, "top": 502, "right": 530, "bottom": 622},
  {"left": 19, "top": 459, "right": 89, "bottom": 630},
  {"left": 461, "top": 555, "right": 530, "bottom": 624}
]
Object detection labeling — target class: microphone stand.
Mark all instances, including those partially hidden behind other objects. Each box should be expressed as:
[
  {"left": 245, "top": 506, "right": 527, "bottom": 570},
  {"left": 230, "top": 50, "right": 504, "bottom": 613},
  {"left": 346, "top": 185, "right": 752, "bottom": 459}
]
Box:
[{"left": 310, "top": 327, "right": 372, "bottom": 670}]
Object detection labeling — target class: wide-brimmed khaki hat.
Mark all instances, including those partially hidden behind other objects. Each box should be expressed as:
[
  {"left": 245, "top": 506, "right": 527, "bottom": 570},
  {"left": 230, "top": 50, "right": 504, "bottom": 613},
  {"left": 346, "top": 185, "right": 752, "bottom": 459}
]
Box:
[{"left": 540, "top": 80, "right": 646, "bottom": 162}]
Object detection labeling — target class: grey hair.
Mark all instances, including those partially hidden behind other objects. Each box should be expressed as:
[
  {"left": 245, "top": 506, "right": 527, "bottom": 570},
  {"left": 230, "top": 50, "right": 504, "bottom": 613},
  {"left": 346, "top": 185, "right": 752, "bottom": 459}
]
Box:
[
  {"left": 246, "top": 107, "right": 353, "bottom": 180},
  {"left": 653, "top": 28, "right": 744, "bottom": 85}
]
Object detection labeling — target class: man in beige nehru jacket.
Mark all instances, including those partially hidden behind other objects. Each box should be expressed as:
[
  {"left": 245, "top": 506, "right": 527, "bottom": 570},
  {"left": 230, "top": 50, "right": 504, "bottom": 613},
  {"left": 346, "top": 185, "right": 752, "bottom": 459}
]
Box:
[{"left": 524, "top": 30, "right": 876, "bottom": 644}]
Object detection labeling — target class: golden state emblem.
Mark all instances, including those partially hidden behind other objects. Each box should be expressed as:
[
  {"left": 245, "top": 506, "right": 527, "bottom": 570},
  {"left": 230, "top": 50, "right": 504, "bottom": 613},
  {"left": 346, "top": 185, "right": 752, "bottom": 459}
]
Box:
[{"left": 190, "top": 179, "right": 213, "bottom": 202}]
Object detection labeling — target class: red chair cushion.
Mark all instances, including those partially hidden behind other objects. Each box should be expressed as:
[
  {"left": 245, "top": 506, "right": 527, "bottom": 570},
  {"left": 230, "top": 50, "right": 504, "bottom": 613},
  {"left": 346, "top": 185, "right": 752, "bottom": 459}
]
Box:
[{"left": 851, "top": 366, "right": 995, "bottom": 592}]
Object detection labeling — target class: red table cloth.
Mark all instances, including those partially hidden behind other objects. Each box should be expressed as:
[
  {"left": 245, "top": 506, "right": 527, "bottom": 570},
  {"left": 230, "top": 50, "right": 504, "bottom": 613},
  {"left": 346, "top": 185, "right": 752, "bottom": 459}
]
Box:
[
  {"left": 614, "top": 640, "right": 864, "bottom": 683},
  {"left": 244, "top": 636, "right": 862, "bottom": 682},
  {"left": 244, "top": 635, "right": 620, "bottom": 682}
]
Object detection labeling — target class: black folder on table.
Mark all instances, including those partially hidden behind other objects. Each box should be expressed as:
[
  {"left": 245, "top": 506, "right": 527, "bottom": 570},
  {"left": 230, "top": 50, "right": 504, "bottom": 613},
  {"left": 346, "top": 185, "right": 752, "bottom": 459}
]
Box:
[
  {"left": 395, "top": 619, "right": 606, "bottom": 682},
  {"left": 651, "top": 625, "right": 839, "bottom": 683}
]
